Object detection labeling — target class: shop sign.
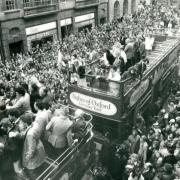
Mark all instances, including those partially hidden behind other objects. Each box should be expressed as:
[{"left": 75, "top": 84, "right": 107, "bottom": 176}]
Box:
[
  {"left": 61, "top": 18, "right": 72, "bottom": 26},
  {"left": 77, "top": 19, "right": 95, "bottom": 28},
  {"left": 75, "top": 13, "right": 95, "bottom": 23},
  {"left": 70, "top": 92, "right": 117, "bottom": 116},
  {"left": 27, "top": 31, "right": 51, "bottom": 41},
  {"left": 130, "top": 79, "right": 149, "bottom": 107},
  {"left": 26, "top": 22, "right": 56, "bottom": 36},
  {"left": 26, "top": 29, "right": 57, "bottom": 50}
]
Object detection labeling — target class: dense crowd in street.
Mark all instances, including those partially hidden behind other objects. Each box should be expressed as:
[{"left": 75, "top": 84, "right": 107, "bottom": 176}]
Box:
[
  {"left": 0, "top": 1, "right": 180, "bottom": 96},
  {"left": 0, "top": 0, "right": 180, "bottom": 180},
  {"left": 102, "top": 78, "right": 180, "bottom": 180}
]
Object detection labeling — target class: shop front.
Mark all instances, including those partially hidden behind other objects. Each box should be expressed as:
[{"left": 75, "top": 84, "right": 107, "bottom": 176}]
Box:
[
  {"left": 75, "top": 13, "right": 95, "bottom": 33},
  {"left": 60, "top": 18, "right": 73, "bottom": 39},
  {"left": 26, "top": 21, "right": 57, "bottom": 50}
]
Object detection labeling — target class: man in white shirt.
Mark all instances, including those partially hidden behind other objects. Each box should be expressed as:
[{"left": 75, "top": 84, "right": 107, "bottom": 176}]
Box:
[
  {"left": 108, "top": 66, "right": 121, "bottom": 96},
  {"left": 34, "top": 100, "right": 49, "bottom": 139},
  {"left": 112, "top": 43, "right": 127, "bottom": 64},
  {"left": 145, "top": 33, "right": 154, "bottom": 56}
]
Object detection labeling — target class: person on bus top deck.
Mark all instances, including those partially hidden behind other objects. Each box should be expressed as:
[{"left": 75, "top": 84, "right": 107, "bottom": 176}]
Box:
[
  {"left": 108, "top": 65, "right": 121, "bottom": 97},
  {"left": 8, "top": 112, "right": 34, "bottom": 179},
  {"left": 138, "top": 35, "right": 146, "bottom": 61},
  {"left": 113, "top": 45, "right": 126, "bottom": 74},
  {"left": 77, "top": 65, "right": 87, "bottom": 88},
  {"left": 124, "top": 38, "right": 134, "bottom": 69},
  {"left": 22, "top": 121, "right": 46, "bottom": 180},
  {"left": 104, "top": 48, "right": 115, "bottom": 66},
  {"left": 71, "top": 109, "right": 88, "bottom": 139},
  {"left": 112, "top": 42, "right": 127, "bottom": 65},
  {"left": 46, "top": 107, "right": 73, "bottom": 156},
  {"left": 145, "top": 32, "right": 154, "bottom": 56}
]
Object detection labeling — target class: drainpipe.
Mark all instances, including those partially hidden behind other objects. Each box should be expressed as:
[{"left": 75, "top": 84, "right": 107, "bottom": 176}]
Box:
[
  {"left": 0, "top": 22, "right": 5, "bottom": 64},
  {"left": 107, "top": 0, "right": 110, "bottom": 22}
]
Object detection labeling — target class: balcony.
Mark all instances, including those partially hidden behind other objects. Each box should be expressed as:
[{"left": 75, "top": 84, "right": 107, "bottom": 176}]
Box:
[
  {"left": 0, "top": 0, "right": 23, "bottom": 21},
  {"left": 60, "top": 0, "right": 75, "bottom": 10},
  {"left": 23, "top": 0, "right": 59, "bottom": 18},
  {"left": 75, "top": 0, "right": 99, "bottom": 9},
  {"left": 1, "top": 0, "right": 18, "bottom": 11}
]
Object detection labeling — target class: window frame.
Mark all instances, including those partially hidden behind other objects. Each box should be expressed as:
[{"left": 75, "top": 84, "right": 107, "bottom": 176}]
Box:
[
  {"left": 114, "top": 1, "right": 120, "bottom": 19},
  {"left": 6, "top": 0, "right": 16, "bottom": 10}
]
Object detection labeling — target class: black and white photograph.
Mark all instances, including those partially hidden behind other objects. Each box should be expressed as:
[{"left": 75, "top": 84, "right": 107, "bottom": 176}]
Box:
[{"left": 0, "top": 0, "right": 180, "bottom": 179}]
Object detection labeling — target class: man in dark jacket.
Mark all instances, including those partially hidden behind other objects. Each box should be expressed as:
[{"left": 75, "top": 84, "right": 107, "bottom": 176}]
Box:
[
  {"left": 72, "top": 109, "right": 88, "bottom": 139},
  {"left": 138, "top": 36, "right": 146, "bottom": 61},
  {"left": 124, "top": 39, "right": 134, "bottom": 69},
  {"left": 162, "top": 147, "right": 177, "bottom": 166},
  {"left": 143, "top": 163, "right": 155, "bottom": 180},
  {"left": 160, "top": 163, "right": 175, "bottom": 180},
  {"left": 0, "top": 102, "right": 7, "bottom": 121}
]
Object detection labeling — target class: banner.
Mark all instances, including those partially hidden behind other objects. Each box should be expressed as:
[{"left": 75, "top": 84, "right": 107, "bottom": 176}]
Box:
[
  {"left": 68, "top": 85, "right": 122, "bottom": 121},
  {"left": 70, "top": 92, "right": 117, "bottom": 116}
]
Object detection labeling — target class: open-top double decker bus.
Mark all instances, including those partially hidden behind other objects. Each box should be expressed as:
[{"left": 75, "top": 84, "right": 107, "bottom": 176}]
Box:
[
  {"left": 68, "top": 30, "right": 180, "bottom": 142},
  {"left": 34, "top": 28, "right": 180, "bottom": 180},
  {"left": 6, "top": 105, "right": 95, "bottom": 180}
]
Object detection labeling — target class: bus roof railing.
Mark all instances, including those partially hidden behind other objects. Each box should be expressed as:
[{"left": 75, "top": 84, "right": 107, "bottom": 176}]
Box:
[
  {"left": 151, "top": 27, "right": 180, "bottom": 37},
  {"left": 69, "top": 30, "right": 180, "bottom": 97},
  {"left": 36, "top": 104, "right": 93, "bottom": 180}
]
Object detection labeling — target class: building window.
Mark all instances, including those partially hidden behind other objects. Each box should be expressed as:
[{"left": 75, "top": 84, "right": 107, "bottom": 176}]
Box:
[
  {"left": 131, "top": 0, "right": 136, "bottom": 14},
  {"left": 23, "top": 0, "right": 53, "bottom": 7},
  {"left": 123, "top": 0, "right": 128, "bottom": 15},
  {"left": 33, "top": 0, "right": 40, "bottom": 6},
  {"left": 23, "top": 0, "right": 30, "bottom": 7},
  {"left": 6, "top": 0, "right": 16, "bottom": 10},
  {"left": 114, "top": 1, "right": 120, "bottom": 19},
  {"left": 35, "top": 0, "right": 52, "bottom": 6}
]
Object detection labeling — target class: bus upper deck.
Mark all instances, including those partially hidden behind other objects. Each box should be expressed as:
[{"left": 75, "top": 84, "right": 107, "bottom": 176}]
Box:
[
  {"left": 35, "top": 105, "right": 94, "bottom": 180},
  {"left": 68, "top": 32, "right": 180, "bottom": 126},
  {"left": 4, "top": 105, "right": 95, "bottom": 180},
  {"left": 69, "top": 33, "right": 180, "bottom": 96}
]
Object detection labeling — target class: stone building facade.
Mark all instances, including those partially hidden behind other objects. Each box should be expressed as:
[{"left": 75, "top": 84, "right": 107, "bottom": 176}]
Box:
[
  {"left": 108, "top": 0, "right": 139, "bottom": 22},
  {"left": 0, "top": 0, "right": 108, "bottom": 61}
]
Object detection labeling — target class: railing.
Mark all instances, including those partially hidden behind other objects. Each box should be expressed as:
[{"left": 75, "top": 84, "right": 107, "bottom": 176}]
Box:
[
  {"left": 23, "top": 0, "right": 54, "bottom": 8},
  {"left": 23, "top": 0, "right": 58, "bottom": 16},
  {"left": 36, "top": 104, "right": 93, "bottom": 180},
  {"left": 148, "top": 27, "right": 180, "bottom": 37},
  {"left": 75, "top": 0, "right": 99, "bottom": 7}
]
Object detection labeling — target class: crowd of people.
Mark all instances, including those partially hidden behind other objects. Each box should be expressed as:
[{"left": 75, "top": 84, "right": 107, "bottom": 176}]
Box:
[
  {"left": 0, "top": 1, "right": 179, "bottom": 98},
  {"left": 99, "top": 78, "right": 180, "bottom": 180},
  {"left": 0, "top": 80, "right": 91, "bottom": 180},
  {"left": 0, "top": 0, "right": 180, "bottom": 180}
]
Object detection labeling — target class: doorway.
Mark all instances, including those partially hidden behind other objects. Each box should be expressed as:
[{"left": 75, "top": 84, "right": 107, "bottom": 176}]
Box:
[
  {"left": 9, "top": 41, "right": 23, "bottom": 56},
  {"left": 61, "top": 25, "right": 72, "bottom": 39},
  {"left": 78, "top": 24, "right": 92, "bottom": 33},
  {"left": 31, "top": 36, "right": 53, "bottom": 49},
  {"left": 100, "top": 17, "right": 106, "bottom": 24}
]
